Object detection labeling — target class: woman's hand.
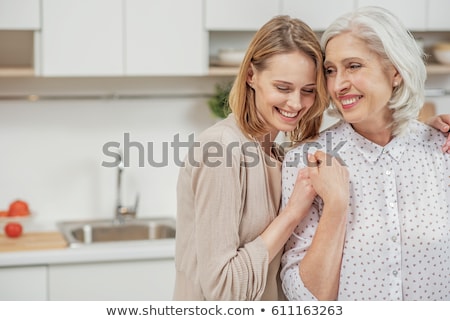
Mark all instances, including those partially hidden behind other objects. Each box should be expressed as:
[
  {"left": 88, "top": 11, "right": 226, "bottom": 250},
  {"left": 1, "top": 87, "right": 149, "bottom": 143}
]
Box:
[
  {"left": 426, "top": 114, "right": 450, "bottom": 153},
  {"left": 307, "top": 151, "right": 349, "bottom": 208},
  {"left": 285, "top": 167, "right": 317, "bottom": 221}
]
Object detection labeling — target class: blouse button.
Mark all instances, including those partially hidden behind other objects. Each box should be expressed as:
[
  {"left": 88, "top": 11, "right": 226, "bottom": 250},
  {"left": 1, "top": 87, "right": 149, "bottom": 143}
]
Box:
[
  {"left": 386, "top": 170, "right": 391, "bottom": 175},
  {"left": 392, "top": 270, "right": 398, "bottom": 277},
  {"left": 389, "top": 202, "right": 395, "bottom": 208},
  {"left": 392, "top": 236, "right": 397, "bottom": 242}
]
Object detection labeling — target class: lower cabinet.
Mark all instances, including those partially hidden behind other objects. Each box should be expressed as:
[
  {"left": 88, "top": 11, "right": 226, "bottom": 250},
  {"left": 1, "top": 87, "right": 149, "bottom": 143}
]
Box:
[
  {"left": 0, "top": 265, "right": 48, "bottom": 300},
  {"left": 48, "top": 259, "right": 175, "bottom": 300}
]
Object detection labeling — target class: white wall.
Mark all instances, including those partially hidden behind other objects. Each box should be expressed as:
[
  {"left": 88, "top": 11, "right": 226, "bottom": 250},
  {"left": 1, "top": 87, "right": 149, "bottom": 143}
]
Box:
[
  {"left": 1, "top": 75, "right": 448, "bottom": 230},
  {"left": 0, "top": 77, "right": 223, "bottom": 228}
]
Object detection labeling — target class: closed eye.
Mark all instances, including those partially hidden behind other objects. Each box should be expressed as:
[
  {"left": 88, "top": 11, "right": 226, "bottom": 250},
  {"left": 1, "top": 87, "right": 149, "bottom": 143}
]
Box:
[
  {"left": 302, "top": 88, "right": 316, "bottom": 94},
  {"left": 277, "top": 86, "right": 290, "bottom": 91}
]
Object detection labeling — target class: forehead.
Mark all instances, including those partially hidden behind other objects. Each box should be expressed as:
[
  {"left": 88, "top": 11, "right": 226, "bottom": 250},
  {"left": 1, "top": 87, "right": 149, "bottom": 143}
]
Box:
[
  {"left": 261, "top": 51, "right": 316, "bottom": 83},
  {"left": 325, "top": 32, "right": 372, "bottom": 62}
]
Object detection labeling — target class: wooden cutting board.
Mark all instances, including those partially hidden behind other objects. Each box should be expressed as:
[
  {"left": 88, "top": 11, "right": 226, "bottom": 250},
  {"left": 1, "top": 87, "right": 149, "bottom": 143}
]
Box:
[{"left": 0, "top": 231, "right": 68, "bottom": 252}]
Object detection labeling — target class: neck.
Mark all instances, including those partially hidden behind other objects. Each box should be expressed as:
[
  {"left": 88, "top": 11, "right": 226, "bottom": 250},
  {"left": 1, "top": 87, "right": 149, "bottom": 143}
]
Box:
[
  {"left": 256, "top": 130, "right": 279, "bottom": 155},
  {"left": 352, "top": 124, "right": 393, "bottom": 146}
]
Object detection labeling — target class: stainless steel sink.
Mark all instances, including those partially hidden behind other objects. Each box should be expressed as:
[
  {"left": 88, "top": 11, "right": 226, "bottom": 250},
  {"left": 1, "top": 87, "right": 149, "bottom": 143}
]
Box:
[{"left": 58, "top": 217, "right": 176, "bottom": 248}]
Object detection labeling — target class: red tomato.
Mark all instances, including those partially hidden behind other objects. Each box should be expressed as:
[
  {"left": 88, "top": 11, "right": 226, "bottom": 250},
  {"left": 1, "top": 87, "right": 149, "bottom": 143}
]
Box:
[
  {"left": 8, "top": 200, "right": 30, "bottom": 217},
  {"left": 4, "top": 222, "right": 23, "bottom": 238}
]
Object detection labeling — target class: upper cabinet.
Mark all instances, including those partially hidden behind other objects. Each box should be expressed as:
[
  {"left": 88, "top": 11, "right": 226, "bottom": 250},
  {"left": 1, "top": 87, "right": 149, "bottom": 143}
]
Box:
[
  {"left": 205, "top": 0, "right": 279, "bottom": 31},
  {"left": 40, "top": 0, "right": 207, "bottom": 77},
  {"left": 3, "top": 0, "right": 450, "bottom": 78},
  {"left": 281, "top": 0, "right": 354, "bottom": 31},
  {"left": 41, "top": 0, "right": 123, "bottom": 77},
  {"left": 427, "top": 0, "right": 450, "bottom": 30},
  {"left": 125, "top": 0, "right": 207, "bottom": 76},
  {"left": 0, "top": 0, "right": 40, "bottom": 30},
  {"left": 356, "top": 0, "right": 427, "bottom": 31}
]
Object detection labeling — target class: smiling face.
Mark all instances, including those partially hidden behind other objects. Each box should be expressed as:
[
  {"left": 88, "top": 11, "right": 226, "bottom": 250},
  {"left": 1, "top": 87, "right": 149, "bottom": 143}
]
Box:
[
  {"left": 247, "top": 51, "right": 317, "bottom": 137},
  {"left": 324, "top": 32, "right": 402, "bottom": 135}
]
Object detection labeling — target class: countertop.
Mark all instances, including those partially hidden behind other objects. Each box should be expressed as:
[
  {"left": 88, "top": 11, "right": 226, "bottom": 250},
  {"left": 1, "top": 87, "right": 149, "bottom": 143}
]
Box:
[
  {"left": 0, "top": 219, "right": 176, "bottom": 268},
  {"left": 0, "top": 238, "right": 175, "bottom": 267}
]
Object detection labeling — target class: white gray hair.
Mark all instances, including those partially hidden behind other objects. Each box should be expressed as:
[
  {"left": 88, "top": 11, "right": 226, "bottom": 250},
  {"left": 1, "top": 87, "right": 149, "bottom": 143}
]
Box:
[{"left": 320, "top": 6, "right": 426, "bottom": 136}]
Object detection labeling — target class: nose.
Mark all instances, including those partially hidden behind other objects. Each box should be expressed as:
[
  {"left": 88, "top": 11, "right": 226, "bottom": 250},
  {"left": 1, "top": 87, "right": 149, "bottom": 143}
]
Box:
[
  {"left": 286, "top": 92, "right": 302, "bottom": 110},
  {"left": 332, "top": 70, "right": 350, "bottom": 94}
]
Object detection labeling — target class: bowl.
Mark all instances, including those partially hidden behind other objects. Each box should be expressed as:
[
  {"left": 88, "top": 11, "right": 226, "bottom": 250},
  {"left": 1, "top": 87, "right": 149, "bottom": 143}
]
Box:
[
  {"left": 433, "top": 42, "right": 450, "bottom": 65},
  {"left": 217, "top": 49, "right": 245, "bottom": 67}
]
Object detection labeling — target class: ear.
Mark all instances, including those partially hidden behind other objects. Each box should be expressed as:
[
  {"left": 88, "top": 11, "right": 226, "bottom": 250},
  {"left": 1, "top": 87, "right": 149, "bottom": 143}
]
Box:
[
  {"left": 246, "top": 63, "right": 255, "bottom": 88},
  {"left": 392, "top": 67, "right": 402, "bottom": 87}
]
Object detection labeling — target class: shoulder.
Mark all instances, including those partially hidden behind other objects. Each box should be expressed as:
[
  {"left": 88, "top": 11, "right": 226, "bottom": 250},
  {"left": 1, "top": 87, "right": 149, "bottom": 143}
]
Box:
[
  {"left": 188, "top": 114, "right": 257, "bottom": 168},
  {"left": 198, "top": 114, "right": 250, "bottom": 146},
  {"left": 408, "top": 120, "right": 445, "bottom": 148}
]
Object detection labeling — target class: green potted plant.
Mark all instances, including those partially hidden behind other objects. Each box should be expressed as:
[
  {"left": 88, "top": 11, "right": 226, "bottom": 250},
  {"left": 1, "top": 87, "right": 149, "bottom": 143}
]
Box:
[{"left": 208, "top": 82, "right": 233, "bottom": 119}]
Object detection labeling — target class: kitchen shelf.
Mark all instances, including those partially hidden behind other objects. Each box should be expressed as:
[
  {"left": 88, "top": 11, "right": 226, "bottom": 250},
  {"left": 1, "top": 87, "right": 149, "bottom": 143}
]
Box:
[
  {"left": 1, "top": 64, "right": 449, "bottom": 78},
  {"left": 426, "top": 63, "right": 450, "bottom": 75},
  {"left": 208, "top": 66, "right": 239, "bottom": 76},
  {"left": 209, "top": 64, "right": 450, "bottom": 77},
  {"left": 0, "top": 66, "right": 34, "bottom": 77}
]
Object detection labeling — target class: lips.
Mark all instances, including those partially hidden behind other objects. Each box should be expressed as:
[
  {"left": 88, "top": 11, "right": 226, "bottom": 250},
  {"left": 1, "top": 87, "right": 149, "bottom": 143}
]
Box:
[
  {"left": 339, "top": 95, "right": 362, "bottom": 110},
  {"left": 276, "top": 107, "right": 299, "bottom": 119}
]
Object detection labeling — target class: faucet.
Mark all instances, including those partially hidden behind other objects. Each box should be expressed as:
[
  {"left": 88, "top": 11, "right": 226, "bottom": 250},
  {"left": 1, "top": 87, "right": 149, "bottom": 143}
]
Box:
[{"left": 116, "top": 151, "right": 139, "bottom": 222}]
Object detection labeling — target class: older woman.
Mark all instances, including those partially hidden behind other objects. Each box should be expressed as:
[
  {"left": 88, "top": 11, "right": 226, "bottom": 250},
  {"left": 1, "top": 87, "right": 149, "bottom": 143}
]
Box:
[{"left": 281, "top": 6, "right": 449, "bottom": 301}]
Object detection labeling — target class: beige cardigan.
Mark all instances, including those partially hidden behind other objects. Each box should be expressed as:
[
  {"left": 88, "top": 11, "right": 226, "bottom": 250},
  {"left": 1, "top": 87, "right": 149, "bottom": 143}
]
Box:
[{"left": 173, "top": 114, "right": 285, "bottom": 300}]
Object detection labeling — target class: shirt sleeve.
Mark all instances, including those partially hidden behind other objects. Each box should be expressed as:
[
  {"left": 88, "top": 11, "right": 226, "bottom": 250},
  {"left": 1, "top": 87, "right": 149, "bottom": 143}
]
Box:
[
  {"left": 190, "top": 138, "right": 269, "bottom": 300},
  {"left": 280, "top": 148, "right": 322, "bottom": 300},
  {"left": 280, "top": 212, "right": 320, "bottom": 301}
]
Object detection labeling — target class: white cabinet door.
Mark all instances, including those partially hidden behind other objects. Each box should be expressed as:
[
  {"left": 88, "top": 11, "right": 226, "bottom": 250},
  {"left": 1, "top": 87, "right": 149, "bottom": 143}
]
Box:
[
  {"left": 48, "top": 259, "right": 175, "bottom": 300},
  {"left": 41, "top": 0, "right": 123, "bottom": 76},
  {"left": 281, "top": 0, "right": 354, "bottom": 31},
  {"left": 0, "top": 266, "right": 47, "bottom": 300},
  {"left": 0, "top": 0, "right": 40, "bottom": 30},
  {"left": 356, "top": 0, "right": 427, "bottom": 31},
  {"left": 427, "top": 0, "right": 450, "bottom": 30},
  {"left": 205, "top": 0, "right": 280, "bottom": 31},
  {"left": 126, "top": 0, "right": 207, "bottom": 76}
]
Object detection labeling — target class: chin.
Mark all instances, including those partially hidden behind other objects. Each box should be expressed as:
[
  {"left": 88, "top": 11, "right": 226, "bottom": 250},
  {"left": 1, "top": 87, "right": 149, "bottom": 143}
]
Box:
[{"left": 340, "top": 111, "right": 359, "bottom": 124}]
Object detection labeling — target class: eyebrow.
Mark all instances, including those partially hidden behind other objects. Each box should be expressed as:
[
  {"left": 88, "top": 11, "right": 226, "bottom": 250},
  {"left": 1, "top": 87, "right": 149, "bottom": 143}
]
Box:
[
  {"left": 273, "top": 80, "right": 316, "bottom": 87},
  {"left": 324, "top": 57, "right": 364, "bottom": 65}
]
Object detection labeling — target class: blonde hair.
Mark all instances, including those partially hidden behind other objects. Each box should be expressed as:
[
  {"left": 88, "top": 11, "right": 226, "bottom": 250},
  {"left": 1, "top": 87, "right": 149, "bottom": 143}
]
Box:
[{"left": 228, "top": 15, "right": 328, "bottom": 143}]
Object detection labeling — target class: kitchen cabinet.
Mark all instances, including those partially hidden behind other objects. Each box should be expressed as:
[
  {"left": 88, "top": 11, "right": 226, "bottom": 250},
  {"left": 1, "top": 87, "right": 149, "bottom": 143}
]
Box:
[
  {"left": 0, "top": 265, "right": 47, "bottom": 300},
  {"left": 41, "top": 0, "right": 123, "bottom": 77},
  {"left": 48, "top": 259, "right": 175, "bottom": 300},
  {"left": 427, "top": 0, "right": 450, "bottom": 30},
  {"left": 0, "top": 0, "right": 40, "bottom": 30},
  {"left": 281, "top": 0, "right": 354, "bottom": 31},
  {"left": 0, "top": 0, "right": 40, "bottom": 76},
  {"left": 41, "top": 0, "right": 207, "bottom": 77},
  {"left": 356, "top": 0, "right": 427, "bottom": 31},
  {"left": 205, "top": 0, "right": 279, "bottom": 31},
  {"left": 125, "top": 0, "right": 207, "bottom": 76}
]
